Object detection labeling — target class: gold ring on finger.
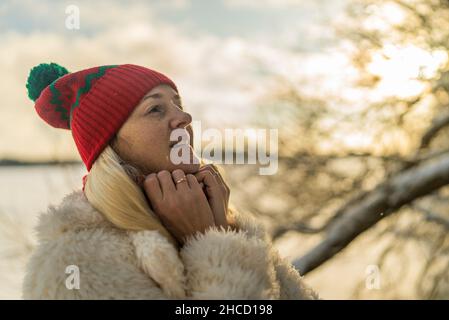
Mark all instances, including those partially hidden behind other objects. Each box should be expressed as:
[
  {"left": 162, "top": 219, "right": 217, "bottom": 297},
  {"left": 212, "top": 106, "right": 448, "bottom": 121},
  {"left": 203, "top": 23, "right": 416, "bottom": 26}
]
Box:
[{"left": 175, "top": 176, "right": 187, "bottom": 184}]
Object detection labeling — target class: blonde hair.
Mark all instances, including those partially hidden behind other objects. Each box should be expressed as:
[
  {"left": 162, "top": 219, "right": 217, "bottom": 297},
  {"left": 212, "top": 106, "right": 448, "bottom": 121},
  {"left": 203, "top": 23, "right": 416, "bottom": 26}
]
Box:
[{"left": 83, "top": 145, "right": 179, "bottom": 247}]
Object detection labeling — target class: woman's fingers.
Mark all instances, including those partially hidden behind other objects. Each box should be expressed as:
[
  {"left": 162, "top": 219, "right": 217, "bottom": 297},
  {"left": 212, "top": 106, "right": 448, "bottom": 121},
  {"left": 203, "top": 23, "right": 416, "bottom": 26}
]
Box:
[
  {"left": 143, "top": 173, "right": 163, "bottom": 203},
  {"left": 145, "top": 170, "right": 217, "bottom": 246},
  {"left": 186, "top": 174, "right": 202, "bottom": 192},
  {"left": 194, "top": 170, "right": 227, "bottom": 227},
  {"left": 197, "top": 164, "right": 230, "bottom": 201},
  {"left": 157, "top": 170, "right": 176, "bottom": 197},
  {"left": 171, "top": 169, "right": 190, "bottom": 191},
  {"left": 195, "top": 170, "right": 221, "bottom": 195}
]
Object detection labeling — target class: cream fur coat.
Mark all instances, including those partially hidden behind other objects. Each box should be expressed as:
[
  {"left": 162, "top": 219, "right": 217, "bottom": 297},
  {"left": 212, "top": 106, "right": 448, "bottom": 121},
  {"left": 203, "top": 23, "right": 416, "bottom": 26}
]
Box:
[{"left": 22, "top": 190, "right": 318, "bottom": 300}]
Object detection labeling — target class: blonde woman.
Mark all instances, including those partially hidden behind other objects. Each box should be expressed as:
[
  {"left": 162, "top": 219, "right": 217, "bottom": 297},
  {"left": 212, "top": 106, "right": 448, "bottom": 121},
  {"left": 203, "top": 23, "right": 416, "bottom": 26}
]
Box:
[{"left": 22, "top": 63, "right": 318, "bottom": 300}]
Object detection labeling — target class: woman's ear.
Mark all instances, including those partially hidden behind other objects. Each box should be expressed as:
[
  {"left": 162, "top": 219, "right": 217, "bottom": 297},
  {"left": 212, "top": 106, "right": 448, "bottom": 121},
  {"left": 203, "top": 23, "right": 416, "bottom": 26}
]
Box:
[{"left": 110, "top": 140, "right": 146, "bottom": 189}]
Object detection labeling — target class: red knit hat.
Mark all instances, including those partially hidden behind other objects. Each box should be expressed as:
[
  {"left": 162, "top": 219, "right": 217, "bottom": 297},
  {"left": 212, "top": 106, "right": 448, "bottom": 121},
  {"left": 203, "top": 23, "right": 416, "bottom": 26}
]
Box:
[{"left": 26, "top": 63, "right": 178, "bottom": 173}]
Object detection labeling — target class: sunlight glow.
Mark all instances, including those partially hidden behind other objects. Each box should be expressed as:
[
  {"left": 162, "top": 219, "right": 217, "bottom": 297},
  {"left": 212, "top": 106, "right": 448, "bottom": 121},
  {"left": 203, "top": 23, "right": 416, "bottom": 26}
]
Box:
[
  {"left": 363, "top": 2, "right": 406, "bottom": 31},
  {"left": 367, "top": 44, "right": 448, "bottom": 99}
]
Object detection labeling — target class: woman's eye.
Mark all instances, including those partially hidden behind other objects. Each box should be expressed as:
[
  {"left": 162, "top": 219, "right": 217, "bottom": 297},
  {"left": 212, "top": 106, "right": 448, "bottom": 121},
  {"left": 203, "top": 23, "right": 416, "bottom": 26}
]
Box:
[{"left": 148, "top": 105, "right": 161, "bottom": 114}]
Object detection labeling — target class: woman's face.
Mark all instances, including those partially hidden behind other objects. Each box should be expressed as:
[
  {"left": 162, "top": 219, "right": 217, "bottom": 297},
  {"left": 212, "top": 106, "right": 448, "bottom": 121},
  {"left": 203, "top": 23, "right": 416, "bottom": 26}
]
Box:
[{"left": 111, "top": 84, "right": 201, "bottom": 175}]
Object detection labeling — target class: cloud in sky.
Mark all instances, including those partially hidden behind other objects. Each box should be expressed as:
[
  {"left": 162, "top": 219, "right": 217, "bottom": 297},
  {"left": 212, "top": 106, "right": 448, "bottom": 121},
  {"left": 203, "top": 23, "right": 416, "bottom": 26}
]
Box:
[{"left": 0, "top": 0, "right": 347, "bottom": 161}]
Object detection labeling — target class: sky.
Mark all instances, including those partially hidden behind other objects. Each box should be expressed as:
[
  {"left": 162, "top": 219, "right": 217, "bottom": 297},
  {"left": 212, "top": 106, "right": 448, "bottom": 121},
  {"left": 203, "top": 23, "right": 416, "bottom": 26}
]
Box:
[{"left": 0, "top": 0, "right": 348, "bottom": 161}]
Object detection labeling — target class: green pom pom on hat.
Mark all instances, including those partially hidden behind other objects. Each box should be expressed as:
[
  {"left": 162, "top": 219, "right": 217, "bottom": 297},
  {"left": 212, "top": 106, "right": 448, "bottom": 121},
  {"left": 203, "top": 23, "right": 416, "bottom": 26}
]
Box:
[{"left": 26, "top": 62, "right": 69, "bottom": 101}]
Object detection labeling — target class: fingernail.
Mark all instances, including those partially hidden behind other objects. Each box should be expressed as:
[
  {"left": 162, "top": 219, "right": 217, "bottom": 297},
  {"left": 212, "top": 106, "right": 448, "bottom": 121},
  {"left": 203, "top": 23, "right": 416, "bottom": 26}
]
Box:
[{"left": 146, "top": 173, "right": 156, "bottom": 179}]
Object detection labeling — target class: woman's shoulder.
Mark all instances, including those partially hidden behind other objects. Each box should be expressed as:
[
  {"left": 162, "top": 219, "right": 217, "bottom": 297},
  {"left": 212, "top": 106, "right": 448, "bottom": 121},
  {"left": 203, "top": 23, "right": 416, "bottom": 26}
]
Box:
[{"left": 28, "top": 189, "right": 129, "bottom": 277}]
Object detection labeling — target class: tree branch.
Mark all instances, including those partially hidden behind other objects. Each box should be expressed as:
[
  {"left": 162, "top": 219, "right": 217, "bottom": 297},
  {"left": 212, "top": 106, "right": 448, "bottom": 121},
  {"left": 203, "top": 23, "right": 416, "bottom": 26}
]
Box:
[
  {"left": 292, "top": 153, "right": 449, "bottom": 275},
  {"left": 412, "top": 203, "right": 449, "bottom": 229},
  {"left": 420, "top": 110, "right": 449, "bottom": 149}
]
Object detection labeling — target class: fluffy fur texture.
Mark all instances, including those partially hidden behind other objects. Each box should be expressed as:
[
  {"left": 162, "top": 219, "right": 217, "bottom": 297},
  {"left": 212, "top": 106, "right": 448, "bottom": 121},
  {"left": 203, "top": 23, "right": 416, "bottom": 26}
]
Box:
[{"left": 22, "top": 190, "right": 319, "bottom": 300}]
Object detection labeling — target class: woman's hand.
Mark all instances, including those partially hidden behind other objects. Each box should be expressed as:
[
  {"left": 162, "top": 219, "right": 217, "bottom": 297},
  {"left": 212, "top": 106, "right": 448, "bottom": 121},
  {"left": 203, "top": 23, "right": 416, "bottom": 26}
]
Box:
[
  {"left": 143, "top": 169, "right": 216, "bottom": 246},
  {"left": 194, "top": 165, "right": 229, "bottom": 229},
  {"left": 198, "top": 164, "right": 230, "bottom": 203}
]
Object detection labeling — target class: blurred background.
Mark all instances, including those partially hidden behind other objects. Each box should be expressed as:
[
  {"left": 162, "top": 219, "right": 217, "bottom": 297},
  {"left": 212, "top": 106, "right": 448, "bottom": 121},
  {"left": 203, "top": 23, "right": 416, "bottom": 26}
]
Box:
[{"left": 1, "top": 0, "right": 449, "bottom": 299}]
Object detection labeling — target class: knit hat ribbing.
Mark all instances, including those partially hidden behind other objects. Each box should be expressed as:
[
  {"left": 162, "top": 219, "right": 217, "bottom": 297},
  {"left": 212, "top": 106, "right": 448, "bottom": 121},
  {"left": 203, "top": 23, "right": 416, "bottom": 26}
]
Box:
[{"left": 26, "top": 63, "right": 178, "bottom": 171}]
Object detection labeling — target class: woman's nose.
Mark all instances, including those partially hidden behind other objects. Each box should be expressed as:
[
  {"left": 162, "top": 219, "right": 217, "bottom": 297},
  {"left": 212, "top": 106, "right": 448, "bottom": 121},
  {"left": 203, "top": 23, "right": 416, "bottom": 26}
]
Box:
[{"left": 170, "top": 109, "right": 192, "bottom": 129}]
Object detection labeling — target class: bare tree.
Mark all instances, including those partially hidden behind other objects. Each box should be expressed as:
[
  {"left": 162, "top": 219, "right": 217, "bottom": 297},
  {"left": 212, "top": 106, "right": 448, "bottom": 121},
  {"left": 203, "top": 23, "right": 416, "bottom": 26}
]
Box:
[{"left": 226, "top": 0, "right": 449, "bottom": 299}]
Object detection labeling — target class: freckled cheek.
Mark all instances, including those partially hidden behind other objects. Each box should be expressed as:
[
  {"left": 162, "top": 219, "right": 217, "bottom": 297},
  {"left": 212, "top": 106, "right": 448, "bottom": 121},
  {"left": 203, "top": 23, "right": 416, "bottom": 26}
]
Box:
[{"left": 136, "top": 129, "right": 169, "bottom": 154}]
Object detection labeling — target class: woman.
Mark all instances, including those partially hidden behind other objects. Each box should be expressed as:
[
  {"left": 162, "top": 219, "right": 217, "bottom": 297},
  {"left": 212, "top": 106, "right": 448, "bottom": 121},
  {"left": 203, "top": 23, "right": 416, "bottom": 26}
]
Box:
[{"left": 22, "top": 63, "right": 318, "bottom": 299}]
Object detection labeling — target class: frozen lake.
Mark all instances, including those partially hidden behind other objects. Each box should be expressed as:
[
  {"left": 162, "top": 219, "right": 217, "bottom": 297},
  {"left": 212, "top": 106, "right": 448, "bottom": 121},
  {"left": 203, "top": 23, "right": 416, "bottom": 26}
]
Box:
[{"left": 0, "top": 164, "right": 85, "bottom": 299}]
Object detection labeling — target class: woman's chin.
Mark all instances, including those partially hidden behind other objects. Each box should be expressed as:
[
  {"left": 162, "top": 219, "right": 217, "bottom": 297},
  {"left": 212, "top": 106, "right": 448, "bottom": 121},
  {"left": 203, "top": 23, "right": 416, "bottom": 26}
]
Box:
[
  {"left": 175, "top": 162, "right": 201, "bottom": 174},
  {"left": 168, "top": 146, "right": 201, "bottom": 174}
]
